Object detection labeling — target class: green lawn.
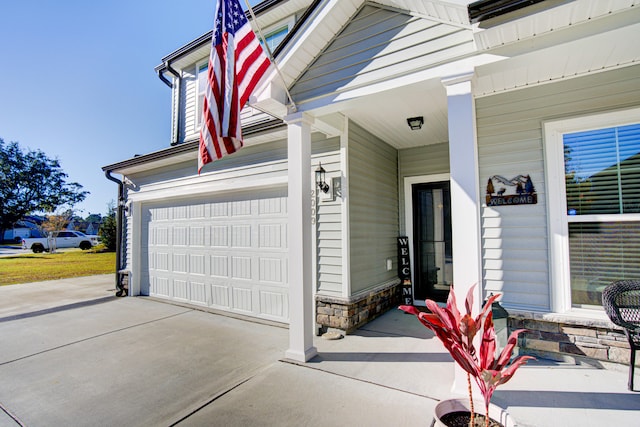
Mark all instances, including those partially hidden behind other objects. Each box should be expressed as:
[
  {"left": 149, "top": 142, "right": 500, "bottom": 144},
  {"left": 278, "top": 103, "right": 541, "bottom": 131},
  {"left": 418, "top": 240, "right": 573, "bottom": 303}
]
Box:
[{"left": 0, "top": 249, "right": 116, "bottom": 285}]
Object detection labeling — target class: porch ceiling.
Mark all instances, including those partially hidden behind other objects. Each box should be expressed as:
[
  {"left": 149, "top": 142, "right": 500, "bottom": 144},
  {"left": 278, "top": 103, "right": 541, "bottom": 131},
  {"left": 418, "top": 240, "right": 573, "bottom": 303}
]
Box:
[{"left": 316, "top": 77, "right": 450, "bottom": 150}]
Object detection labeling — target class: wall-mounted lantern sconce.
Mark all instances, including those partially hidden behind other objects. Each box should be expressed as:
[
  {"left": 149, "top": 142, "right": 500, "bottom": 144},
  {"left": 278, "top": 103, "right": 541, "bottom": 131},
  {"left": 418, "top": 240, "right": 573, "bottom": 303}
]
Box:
[
  {"left": 406, "top": 116, "right": 424, "bottom": 130},
  {"left": 315, "top": 163, "right": 330, "bottom": 194}
]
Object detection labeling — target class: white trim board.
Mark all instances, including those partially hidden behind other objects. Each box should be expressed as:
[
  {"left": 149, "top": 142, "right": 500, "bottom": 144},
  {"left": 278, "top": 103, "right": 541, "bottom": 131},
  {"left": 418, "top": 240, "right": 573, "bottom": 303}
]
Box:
[{"left": 403, "top": 173, "right": 450, "bottom": 306}]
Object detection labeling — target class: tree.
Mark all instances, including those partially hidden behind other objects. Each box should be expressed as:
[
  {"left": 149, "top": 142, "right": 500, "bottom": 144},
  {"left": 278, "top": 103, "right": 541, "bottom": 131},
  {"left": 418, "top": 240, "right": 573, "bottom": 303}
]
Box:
[
  {"left": 486, "top": 178, "right": 495, "bottom": 196},
  {"left": 41, "top": 211, "right": 72, "bottom": 234},
  {"left": 0, "top": 138, "right": 88, "bottom": 240},
  {"left": 39, "top": 210, "right": 73, "bottom": 253},
  {"left": 85, "top": 213, "right": 102, "bottom": 224},
  {"left": 99, "top": 201, "right": 117, "bottom": 251}
]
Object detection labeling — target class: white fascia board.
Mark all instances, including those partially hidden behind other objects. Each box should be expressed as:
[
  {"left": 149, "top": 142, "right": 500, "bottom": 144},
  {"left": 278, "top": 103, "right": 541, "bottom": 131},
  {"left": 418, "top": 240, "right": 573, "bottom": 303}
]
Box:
[
  {"left": 278, "top": 0, "right": 359, "bottom": 66},
  {"left": 474, "top": 22, "right": 640, "bottom": 97},
  {"left": 474, "top": 2, "right": 640, "bottom": 55},
  {"left": 294, "top": 53, "right": 506, "bottom": 113},
  {"left": 253, "top": 0, "right": 359, "bottom": 101},
  {"left": 128, "top": 172, "right": 288, "bottom": 204}
]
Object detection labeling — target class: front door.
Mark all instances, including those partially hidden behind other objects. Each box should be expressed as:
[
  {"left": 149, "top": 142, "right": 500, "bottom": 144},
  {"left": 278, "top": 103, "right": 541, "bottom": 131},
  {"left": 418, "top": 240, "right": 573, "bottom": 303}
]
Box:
[{"left": 412, "top": 182, "right": 452, "bottom": 303}]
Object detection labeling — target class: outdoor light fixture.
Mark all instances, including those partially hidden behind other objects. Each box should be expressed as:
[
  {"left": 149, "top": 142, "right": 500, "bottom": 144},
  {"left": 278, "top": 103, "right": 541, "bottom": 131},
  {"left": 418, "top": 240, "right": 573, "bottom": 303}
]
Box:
[
  {"left": 406, "top": 116, "right": 424, "bottom": 130},
  {"left": 315, "top": 163, "right": 330, "bottom": 194}
]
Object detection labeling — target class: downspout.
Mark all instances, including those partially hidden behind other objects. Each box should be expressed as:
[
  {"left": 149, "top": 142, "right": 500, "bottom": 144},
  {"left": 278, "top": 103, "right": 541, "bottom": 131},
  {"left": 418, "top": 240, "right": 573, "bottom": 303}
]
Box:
[
  {"left": 105, "top": 170, "right": 127, "bottom": 297},
  {"left": 158, "top": 61, "right": 182, "bottom": 146}
]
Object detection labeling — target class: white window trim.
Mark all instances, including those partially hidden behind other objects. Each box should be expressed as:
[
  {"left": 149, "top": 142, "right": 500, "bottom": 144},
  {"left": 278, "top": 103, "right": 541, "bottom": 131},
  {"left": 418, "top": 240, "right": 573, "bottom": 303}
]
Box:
[
  {"left": 261, "top": 17, "right": 295, "bottom": 42},
  {"left": 403, "top": 173, "right": 450, "bottom": 306},
  {"left": 195, "top": 59, "right": 209, "bottom": 131},
  {"left": 543, "top": 106, "right": 640, "bottom": 315}
]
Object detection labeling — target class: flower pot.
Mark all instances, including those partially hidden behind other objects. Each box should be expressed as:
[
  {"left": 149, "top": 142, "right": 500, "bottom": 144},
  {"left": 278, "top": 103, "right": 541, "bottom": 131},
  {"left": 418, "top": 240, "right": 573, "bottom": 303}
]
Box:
[{"left": 432, "top": 398, "right": 516, "bottom": 427}]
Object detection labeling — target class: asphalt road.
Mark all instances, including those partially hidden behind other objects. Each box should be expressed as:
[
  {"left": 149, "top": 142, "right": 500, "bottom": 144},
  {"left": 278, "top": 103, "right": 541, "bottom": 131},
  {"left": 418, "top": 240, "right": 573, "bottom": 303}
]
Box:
[{"left": 0, "top": 245, "right": 28, "bottom": 257}]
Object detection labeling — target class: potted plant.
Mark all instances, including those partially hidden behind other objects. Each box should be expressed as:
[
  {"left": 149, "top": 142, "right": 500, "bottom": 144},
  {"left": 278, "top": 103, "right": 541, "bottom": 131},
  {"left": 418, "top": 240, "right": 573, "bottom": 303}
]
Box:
[{"left": 399, "top": 284, "right": 534, "bottom": 427}]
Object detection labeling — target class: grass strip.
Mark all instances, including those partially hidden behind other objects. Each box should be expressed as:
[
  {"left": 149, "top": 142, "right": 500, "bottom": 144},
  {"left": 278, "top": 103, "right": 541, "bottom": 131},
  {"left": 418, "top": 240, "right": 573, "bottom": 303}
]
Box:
[{"left": 0, "top": 250, "right": 116, "bottom": 286}]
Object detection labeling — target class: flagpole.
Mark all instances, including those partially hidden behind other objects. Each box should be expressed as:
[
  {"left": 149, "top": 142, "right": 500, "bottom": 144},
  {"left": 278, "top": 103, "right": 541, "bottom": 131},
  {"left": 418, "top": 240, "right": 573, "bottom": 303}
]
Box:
[{"left": 244, "top": 0, "right": 298, "bottom": 113}]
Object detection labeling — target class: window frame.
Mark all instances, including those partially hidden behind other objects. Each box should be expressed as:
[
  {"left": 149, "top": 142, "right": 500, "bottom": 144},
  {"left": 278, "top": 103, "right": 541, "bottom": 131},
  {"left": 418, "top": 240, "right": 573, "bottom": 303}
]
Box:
[
  {"left": 195, "top": 59, "right": 209, "bottom": 130},
  {"left": 260, "top": 17, "right": 294, "bottom": 53},
  {"left": 544, "top": 107, "right": 640, "bottom": 314}
]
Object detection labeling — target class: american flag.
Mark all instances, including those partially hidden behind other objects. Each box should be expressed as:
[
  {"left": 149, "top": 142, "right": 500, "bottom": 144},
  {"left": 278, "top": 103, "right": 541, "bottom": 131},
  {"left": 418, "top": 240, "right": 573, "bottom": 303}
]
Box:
[{"left": 199, "top": 0, "right": 271, "bottom": 173}]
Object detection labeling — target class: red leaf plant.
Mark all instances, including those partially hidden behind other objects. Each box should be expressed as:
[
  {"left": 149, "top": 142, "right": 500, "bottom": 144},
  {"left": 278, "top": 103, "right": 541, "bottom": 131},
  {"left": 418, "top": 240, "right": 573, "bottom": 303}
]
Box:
[{"left": 399, "top": 284, "right": 534, "bottom": 427}]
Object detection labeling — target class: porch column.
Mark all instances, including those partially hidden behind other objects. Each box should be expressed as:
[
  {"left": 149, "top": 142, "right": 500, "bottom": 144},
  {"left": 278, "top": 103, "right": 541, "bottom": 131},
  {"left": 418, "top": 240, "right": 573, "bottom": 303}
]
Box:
[
  {"left": 284, "top": 111, "right": 318, "bottom": 362},
  {"left": 442, "top": 73, "right": 483, "bottom": 395}
]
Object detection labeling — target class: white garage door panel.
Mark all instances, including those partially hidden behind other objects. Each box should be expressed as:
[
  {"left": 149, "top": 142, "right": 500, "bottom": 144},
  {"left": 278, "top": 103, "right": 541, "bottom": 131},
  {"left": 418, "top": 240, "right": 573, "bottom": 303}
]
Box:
[{"left": 142, "top": 190, "right": 289, "bottom": 323}]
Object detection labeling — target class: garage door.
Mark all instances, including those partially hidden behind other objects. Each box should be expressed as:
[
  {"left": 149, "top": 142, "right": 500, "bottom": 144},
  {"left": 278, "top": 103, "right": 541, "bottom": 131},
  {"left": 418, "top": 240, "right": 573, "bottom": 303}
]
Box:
[{"left": 141, "top": 189, "right": 289, "bottom": 323}]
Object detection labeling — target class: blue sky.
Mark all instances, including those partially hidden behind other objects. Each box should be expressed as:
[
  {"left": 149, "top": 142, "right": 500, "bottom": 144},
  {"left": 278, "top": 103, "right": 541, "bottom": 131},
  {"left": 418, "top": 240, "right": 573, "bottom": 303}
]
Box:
[{"left": 0, "top": 0, "right": 261, "bottom": 216}]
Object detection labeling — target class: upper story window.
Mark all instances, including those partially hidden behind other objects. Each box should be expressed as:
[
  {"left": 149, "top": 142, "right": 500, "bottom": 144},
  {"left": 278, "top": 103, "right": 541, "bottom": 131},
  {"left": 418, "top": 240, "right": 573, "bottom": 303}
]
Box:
[
  {"left": 193, "top": 17, "right": 293, "bottom": 131},
  {"left": 262, "top": 26, "right": 288, "bottom": 52},
  {"left": 196, "top": 61, "right": 208, "bottom": 128},
  {"left": 545, "top": 108, "right": 640, "bottom": 312}
]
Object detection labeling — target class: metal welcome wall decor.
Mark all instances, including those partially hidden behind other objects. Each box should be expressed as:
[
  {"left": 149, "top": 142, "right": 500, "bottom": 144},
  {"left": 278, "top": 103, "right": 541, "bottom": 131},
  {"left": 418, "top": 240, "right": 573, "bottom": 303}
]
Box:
[{"left": 486, "top": 174, "right": 537, "bottom": 206}]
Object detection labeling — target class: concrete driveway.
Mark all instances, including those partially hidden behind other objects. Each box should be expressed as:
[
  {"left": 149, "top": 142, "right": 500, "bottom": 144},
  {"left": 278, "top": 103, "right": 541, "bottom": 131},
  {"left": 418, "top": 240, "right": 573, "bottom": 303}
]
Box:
[
  {"left": 1, "top": 275, "right": 638, "bottom": 427},
  {"left": 0, "top": 276, "right": 433, "bottom": 427},
  {"left": 0, "top": 278, "right": 290, "bottom": 426}
]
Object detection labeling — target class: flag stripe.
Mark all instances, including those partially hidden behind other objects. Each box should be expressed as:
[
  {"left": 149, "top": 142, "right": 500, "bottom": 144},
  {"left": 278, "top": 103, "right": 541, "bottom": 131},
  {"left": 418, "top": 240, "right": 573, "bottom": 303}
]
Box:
[{"left": 198, "top": 0, "right": 271, "bottom": 174}]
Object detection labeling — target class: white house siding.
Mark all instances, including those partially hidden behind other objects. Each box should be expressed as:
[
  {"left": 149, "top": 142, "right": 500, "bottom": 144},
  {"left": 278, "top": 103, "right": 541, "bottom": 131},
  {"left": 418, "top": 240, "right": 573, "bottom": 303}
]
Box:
[
  {"left": 476, "top": 65, "right": 640, "bottom": 311},
  {"left": 290, "top": 3, "right": 474, "bottom": 103},
  {"left": 398, "top": 143, "right": 450, "bottom": 234},
  {"left": 348, "top": 120, "right": 399, "bottom": 294},
  {"left": 181, "top": 66, "right": 197, "bottom": 142}
]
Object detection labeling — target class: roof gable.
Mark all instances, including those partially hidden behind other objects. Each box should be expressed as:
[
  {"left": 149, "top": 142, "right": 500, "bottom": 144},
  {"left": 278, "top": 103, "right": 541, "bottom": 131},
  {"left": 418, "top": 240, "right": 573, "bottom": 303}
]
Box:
[{"left": 288, "top": 2, "right": 473, "bottom": 105}]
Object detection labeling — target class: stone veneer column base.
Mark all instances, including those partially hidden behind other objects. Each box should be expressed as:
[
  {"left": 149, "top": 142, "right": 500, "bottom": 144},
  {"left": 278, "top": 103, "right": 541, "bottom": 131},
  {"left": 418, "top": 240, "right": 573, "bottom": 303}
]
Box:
[
  {"left": 508, "top": 311, "right": 639, "bottom": 369},
  {"left": 315, "top": 279, "right": 401, "bottom": 334}
]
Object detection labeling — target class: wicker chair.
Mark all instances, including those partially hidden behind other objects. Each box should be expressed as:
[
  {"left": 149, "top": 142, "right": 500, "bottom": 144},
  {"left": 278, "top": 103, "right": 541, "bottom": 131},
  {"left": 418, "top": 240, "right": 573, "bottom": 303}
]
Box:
[{"left": 602, "top": 280, "right": 640, "bottom": 391}]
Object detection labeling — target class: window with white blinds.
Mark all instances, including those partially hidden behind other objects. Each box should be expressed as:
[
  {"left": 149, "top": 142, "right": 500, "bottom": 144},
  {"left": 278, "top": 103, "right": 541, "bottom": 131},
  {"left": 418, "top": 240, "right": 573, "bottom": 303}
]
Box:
[{"left": 563, "top": 123, "right": 640, "bottom": 307}]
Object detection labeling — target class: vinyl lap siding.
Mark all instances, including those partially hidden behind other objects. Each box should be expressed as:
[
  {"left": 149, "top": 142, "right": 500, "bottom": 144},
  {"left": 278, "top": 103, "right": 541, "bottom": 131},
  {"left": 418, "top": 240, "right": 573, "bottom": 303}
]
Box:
[
  {"left": 182, "top": 66, "right": 197, "bottom": 142},
  {"left": 476, "top": 65, "right": 640, "bottom": 311},
  {"left": 348, "top": 121, "right": 398, "bottom": 294},
  {"left": 290, "top": 4, "right": 474, "bottom": 103},
  {"left": 398, "top": 143, "right": 449, "bottom": 234},
  {"left": 314, "top": 150, "right": 343, "bottom": 295}
]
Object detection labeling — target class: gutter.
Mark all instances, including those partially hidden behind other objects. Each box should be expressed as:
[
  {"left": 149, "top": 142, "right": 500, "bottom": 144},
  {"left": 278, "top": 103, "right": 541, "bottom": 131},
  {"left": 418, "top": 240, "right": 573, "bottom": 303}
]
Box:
[
  {"left": 104, "top": 170, "right": 127, "bottom": 297},
  {"left": 102, "top": 118, "right": 286, "bottom": 173},
  {"left": 153, "top": 0, "right": 322, "bottom": 80},
  {"left": 156, "top": 59, "right": 182, "bottom": 145},
  {"left": 166, "top": 62, "right": 182, "bottom": 146},
  {"left": 152, "top": 0, "right": 284, "bottom": 75},
  {"left": 468, "top": 0, "right": 546, "bottom": 24}
]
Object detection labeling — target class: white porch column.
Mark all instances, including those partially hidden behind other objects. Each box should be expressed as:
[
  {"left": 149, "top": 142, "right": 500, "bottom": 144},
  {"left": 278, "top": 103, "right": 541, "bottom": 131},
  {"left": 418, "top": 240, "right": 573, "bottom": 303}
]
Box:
[
  {"left": 284, "top": 111, "right": 318, "bottom": 362},
  {"left": 442, "top": 73, "right": 483, "bottom": 395}
]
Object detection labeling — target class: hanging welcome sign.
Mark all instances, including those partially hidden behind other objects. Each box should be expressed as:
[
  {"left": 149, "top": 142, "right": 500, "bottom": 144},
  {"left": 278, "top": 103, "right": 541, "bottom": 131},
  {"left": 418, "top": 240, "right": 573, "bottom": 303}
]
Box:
[{"left": 486, "top": 174, "right": 537, "bottom": 206}]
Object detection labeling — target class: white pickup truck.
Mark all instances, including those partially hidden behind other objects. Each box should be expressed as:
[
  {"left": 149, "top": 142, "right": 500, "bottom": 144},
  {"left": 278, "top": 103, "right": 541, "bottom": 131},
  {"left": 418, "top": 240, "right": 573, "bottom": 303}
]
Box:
[{"left": 22, "top": 231, "right": 99, "bottom": 253}]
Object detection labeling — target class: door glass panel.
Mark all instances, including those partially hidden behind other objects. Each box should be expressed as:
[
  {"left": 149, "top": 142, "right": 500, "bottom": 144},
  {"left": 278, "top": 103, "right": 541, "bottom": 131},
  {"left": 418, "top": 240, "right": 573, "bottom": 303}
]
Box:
[{"left": 412, "top": 182, "right": 452, "bottom": 303}]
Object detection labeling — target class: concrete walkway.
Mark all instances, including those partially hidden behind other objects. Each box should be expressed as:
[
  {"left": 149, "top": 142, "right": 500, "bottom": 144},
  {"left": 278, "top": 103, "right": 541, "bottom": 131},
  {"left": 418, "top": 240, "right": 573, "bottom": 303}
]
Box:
[{"left": 0, "top": 276, "right": 638, "bottom": 426}]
